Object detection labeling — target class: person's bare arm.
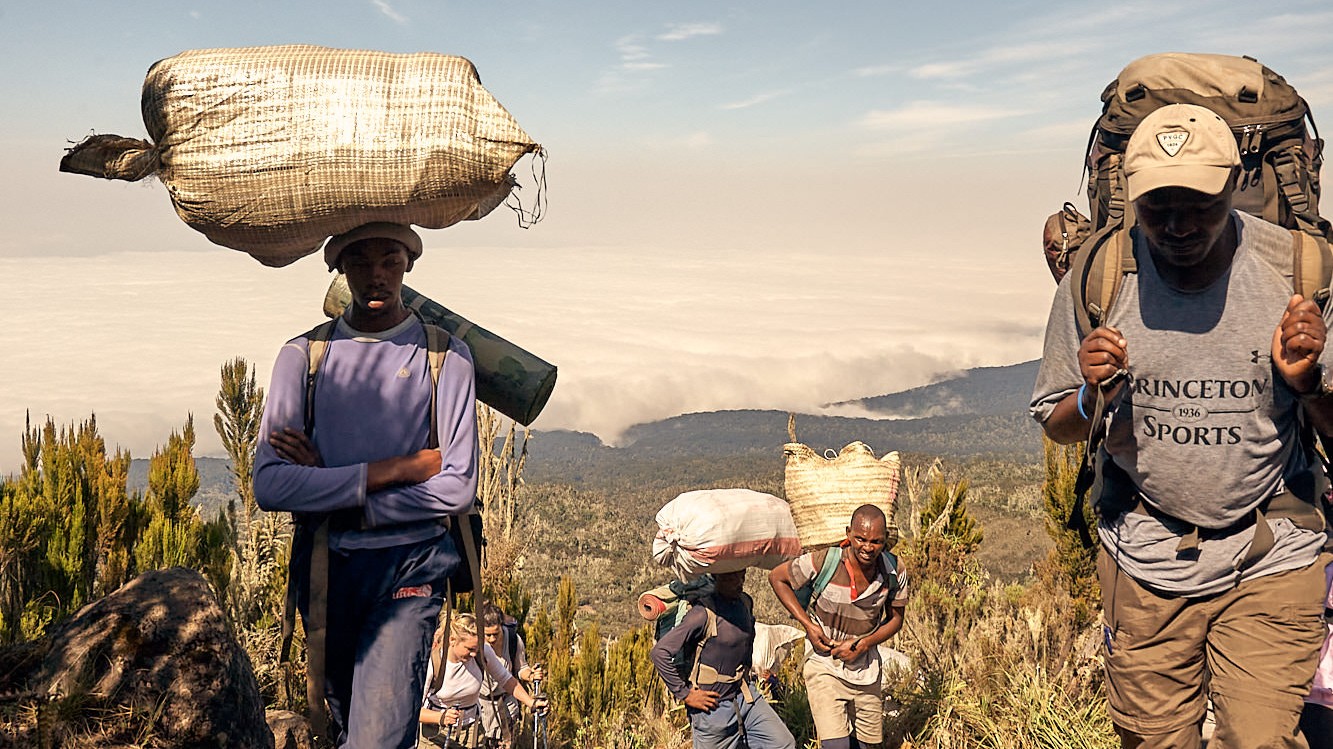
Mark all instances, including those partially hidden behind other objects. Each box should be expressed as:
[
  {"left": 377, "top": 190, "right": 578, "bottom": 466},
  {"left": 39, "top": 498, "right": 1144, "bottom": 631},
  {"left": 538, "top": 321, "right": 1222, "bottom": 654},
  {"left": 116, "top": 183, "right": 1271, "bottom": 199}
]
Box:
[
  {"left": 768, "top": 560, "right": 833, "bottom": 654},
  {"left": 1041, "top": 326, "right": 1130, "bottom": 444}
]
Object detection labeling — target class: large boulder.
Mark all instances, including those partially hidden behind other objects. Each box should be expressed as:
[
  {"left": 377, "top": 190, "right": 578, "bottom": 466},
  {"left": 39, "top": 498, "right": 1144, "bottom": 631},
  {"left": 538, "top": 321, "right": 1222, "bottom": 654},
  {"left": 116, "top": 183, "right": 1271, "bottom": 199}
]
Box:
[{"left": 31, "top": 567, "right": 274, "bottom": 748}]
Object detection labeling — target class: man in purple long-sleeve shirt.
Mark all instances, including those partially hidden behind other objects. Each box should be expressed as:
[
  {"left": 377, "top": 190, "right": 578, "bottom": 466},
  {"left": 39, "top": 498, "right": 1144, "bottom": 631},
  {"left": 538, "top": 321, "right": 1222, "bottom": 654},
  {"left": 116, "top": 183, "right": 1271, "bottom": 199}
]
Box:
[{"left": 254, "top": 222, "right": 478, "bottom": 749}]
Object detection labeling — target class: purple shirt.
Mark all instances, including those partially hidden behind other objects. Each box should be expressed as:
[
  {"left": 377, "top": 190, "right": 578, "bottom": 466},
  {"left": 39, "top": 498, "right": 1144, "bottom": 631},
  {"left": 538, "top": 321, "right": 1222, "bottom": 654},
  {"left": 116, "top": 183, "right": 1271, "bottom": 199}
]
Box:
[{"left": 254, "top": 314, "right": 478, "bottom": 551}]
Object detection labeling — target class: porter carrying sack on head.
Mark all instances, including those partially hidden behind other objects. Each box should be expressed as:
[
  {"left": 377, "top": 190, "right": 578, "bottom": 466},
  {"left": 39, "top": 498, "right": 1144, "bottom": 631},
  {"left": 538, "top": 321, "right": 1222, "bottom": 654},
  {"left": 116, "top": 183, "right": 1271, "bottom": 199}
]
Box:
[{"left": 61, "top": 45, "right": 543, "bottom": 267}]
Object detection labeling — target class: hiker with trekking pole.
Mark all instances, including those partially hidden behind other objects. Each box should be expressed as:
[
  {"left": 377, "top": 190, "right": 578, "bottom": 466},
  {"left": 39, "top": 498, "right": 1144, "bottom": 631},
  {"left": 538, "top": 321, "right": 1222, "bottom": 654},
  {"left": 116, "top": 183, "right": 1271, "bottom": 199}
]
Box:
[
  {"left": 420, "top": 614, "right": 549, "bottom": 748},
  {"left": 1032, "top": 102, "right": 1333, "bottom": 748},
  {"left": 478, "top": 603, "right": 545, "bottom": 748}
]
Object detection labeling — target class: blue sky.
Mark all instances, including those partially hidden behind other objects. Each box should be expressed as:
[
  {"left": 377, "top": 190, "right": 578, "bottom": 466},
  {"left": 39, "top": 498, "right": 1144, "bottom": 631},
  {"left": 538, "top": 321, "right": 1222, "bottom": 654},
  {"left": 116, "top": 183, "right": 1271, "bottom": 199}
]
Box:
[{"left": 2, "top": 1, "right": 1332, "bottom": 471}]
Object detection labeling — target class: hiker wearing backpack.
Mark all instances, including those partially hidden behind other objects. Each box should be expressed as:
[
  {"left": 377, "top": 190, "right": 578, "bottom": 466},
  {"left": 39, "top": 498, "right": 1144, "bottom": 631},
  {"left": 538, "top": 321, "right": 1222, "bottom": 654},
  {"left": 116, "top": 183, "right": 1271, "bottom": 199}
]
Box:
[
  {"left": 478, "top": 603, "right": 544, "bottom": 749},
  {"left": 420, "top": 614, "right": 548, "bottom": 749},
  {"left": 1032, "top": 104, "right": 1333, "bottom": 749},
  {"left": 649, "top": 569, "right": 797, "bottom": 749},
  {"left": 253, "top": 223, "right": 479, "bottom": 749},
  {"left": 768, "top": 505, "right": 908, "bottom": 749}
]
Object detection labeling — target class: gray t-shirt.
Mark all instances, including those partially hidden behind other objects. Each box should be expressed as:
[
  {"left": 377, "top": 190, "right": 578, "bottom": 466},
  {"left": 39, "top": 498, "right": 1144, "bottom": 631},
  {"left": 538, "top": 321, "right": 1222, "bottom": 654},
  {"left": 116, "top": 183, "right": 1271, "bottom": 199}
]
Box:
[{"left": 1031, "top": 211, "right": 1328, "bottom": 596}]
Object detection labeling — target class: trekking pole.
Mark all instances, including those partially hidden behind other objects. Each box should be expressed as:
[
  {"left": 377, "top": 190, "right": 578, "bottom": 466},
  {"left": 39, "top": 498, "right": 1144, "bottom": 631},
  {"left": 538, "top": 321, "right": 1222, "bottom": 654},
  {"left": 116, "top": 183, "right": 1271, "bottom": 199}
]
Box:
[
  {"left": 443, "top": 704, "right": 460, "bottom": 747},
  {"left": 529, "top": 665, "right": 549, "bottom": 749}
]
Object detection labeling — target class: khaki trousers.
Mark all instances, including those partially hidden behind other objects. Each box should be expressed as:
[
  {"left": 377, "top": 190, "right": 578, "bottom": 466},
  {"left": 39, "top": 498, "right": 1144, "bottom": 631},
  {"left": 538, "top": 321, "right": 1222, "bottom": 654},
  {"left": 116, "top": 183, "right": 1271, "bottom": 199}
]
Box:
[
  {"left": 1099, "top": 550, "right": 1329, "bottom": 749},
  {"left": 803, "top": 659, "right": 882, "bottom": 744}
]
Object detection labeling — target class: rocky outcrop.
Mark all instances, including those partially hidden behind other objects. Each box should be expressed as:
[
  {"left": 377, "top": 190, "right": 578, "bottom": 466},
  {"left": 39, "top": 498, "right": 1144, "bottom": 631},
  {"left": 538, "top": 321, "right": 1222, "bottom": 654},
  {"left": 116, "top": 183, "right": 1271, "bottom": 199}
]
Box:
[
  {"left": 267, "top": 709, "right": 315, "bottom": 749},
  {"left": 16, "top": 567, "right": 275, "bottom": 748}
]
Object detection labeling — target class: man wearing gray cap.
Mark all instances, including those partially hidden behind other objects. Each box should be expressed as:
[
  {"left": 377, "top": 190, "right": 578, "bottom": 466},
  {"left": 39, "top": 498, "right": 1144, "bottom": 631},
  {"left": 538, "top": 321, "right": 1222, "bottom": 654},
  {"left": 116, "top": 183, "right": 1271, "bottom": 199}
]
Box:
[
  {"left": 254, "top": 222, "right": 478, "bottom": 749},
  {"left": 1032, "top": 104, "right": 1333, "bottom": 748}
]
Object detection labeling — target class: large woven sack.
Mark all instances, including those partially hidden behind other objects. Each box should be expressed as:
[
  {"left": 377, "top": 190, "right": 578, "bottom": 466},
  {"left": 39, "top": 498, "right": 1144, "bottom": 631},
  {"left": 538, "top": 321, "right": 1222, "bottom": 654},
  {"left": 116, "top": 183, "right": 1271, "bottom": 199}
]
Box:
[
  {"left": 783, "top": 441, "right": 901, "bottom": 549},
  {"left": 652, "top": 489, "right": 801, "bottom": 582},
  {"left": 60, "top": 45, "right": 541, "bottom": 267}
]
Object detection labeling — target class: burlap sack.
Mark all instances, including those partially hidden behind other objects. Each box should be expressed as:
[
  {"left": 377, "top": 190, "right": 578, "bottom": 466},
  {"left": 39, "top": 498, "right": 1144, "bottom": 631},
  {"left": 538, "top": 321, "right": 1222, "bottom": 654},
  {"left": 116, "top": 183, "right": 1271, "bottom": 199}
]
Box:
[
  {"left": 783, "top": 441, "right": 901, "bottom": 549},
  {"left": 61, "top": 45, "right": 541, "bottom": 267}
]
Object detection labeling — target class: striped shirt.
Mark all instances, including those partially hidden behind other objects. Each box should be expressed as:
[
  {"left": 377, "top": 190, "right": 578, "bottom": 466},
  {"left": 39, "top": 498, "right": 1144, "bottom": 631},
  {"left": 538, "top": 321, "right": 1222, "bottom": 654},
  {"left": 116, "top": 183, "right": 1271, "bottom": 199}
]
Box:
[{"left": 790, "top": 547, "right": 909, "bottom": 686}]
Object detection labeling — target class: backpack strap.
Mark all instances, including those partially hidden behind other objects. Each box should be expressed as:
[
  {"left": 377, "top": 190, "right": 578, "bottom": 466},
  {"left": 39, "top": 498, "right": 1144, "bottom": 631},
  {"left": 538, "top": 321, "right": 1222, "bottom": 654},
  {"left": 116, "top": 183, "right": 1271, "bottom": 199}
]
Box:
[
  {"left": 303, "top": 320, "right": 338, "bottom": 436},
  {"left": 416, "top": 320, "right": 487, "bottom": 669},
  {"left": 505, "top": 622, "right": 520, "bottom": 668},
  {"left": 880, "top": 550, "right": 899, "bottom": 590},
  {"left": 1291, "top": 229, "right": 1333, "bottom": 309},
  {"left": 1273, "top": 146, "right": 1328, "bottom": 240},
  {"left": 1071, "top": 223, "right": 1136, "bottom": 337},
  {"left": 422, "top": 323, "right": 450, "bottom": 449},
  {"left": 687, "top": 604, "right": 719, "bottom": 688},
  {"left": 279, "top": 319, "right": 337, "bottom": 741},
  {"left": 806, "top": 545, "right": 843, "bottom": 610}
]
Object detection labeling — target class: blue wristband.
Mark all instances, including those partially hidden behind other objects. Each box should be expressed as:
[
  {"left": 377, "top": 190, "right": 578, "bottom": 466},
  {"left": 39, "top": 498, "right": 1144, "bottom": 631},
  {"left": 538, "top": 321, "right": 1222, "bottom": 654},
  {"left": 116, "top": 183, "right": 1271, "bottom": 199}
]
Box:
[{"left": 1076, "top": 383, "right": 1090, "bottom": 420}]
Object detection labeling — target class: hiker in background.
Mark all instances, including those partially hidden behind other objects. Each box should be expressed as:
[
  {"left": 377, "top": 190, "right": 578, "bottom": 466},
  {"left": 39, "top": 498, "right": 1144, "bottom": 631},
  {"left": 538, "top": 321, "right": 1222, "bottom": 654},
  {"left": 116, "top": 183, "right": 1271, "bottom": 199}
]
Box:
[
  {"left": 649, "top": 569, "right": 796, "bottom": 749},
  {"left": 1032, "top": 104, "right": 1333, "bottom": 748},
  {"left": 421, "top": 614, "right": 548, "bottom": 749},
  {"left": 479, "top": 603, "right": 544, "bottom": 748},
  {"left": 1302, "top": 561, "right": 1333, "bottom": 749},
  {"left": 253, "top": 223, "right": 479, "bottom": 749},
  {"left": 769, "top": 505, "right": 908, "bottom": 749}
]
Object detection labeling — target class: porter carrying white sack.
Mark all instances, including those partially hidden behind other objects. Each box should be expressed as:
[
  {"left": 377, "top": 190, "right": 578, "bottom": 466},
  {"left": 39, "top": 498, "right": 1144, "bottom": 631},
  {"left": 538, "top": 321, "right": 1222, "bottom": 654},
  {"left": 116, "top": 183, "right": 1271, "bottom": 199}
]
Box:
[
  {"left": 652, "top": 488, "right": 801, "bottom": 582},
  {"left": 61, "top": 45, "right": 542, "bottom": 267}
]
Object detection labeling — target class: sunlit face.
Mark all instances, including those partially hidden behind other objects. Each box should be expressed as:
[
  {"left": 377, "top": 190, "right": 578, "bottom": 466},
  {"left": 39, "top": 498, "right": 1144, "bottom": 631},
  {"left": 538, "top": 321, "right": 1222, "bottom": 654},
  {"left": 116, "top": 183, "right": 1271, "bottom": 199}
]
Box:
[
  {"left": 846, "top": 517, "right": 887, "bottom": 568},
  {"left": 484, "top": 625, "right": 504, "bottom": 649},
  {"left": 449, "top": 632, "right": 479, "bottom": 661}
]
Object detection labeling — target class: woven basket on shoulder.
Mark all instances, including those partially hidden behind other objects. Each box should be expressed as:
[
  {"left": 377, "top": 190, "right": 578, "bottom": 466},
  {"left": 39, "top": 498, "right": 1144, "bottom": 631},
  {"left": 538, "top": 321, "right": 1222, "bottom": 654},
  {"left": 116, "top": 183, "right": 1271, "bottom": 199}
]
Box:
[{"left": 783, "top": 441, "right": 901, "bottom": 550}]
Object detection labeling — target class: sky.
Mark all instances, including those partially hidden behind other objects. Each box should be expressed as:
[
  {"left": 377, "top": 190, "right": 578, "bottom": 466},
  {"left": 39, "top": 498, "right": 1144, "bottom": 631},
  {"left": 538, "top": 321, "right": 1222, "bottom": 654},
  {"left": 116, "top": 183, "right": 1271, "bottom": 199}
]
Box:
[{"left": 2, "top": 1, "right": 1333, "bottom": 473}]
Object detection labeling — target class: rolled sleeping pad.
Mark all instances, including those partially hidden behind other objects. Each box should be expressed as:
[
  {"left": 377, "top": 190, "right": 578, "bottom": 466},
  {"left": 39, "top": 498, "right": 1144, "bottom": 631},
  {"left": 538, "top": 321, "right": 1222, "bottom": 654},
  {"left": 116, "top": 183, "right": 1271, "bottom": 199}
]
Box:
[
  {"left": 637, "top": 589, "right": 671, "bottom": 618},
  {"left": 324, "top": 276, "right": 557, "bottom": 426}
]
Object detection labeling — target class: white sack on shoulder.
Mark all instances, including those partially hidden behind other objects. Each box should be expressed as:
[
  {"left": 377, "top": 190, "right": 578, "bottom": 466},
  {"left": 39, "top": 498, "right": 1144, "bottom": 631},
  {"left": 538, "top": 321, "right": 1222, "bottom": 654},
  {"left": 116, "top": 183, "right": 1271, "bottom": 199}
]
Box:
[{"left": 652, "top": 488, "right": 800, "bottom": 581}]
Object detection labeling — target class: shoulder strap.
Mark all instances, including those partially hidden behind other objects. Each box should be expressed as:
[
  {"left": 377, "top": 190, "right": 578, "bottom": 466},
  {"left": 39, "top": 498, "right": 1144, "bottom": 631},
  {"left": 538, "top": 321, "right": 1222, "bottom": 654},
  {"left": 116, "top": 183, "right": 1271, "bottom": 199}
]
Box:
[
  {"left": 1071, "top": 223, "right": 1135, "bottom": 337},
  {"left": 1291, "top": 229, "right": 1333, "bottom": 309},
  {"left": 688, "top": 604, "right": 719, "bottom": 687},
  {"left": 809, "top": 545, "right": 843, "bottom": 607},
  {"left": 429, "top": 635, "right": 447, "bottom": 694},
  {"left": 505, "top": 622, "right": 520, "bottom": 663},
  {"left": 880, "top": 550, "right": 899, "bottom": 587},
  {"left": 303, "top": 320, "right": 338, "bottom": 436},
  {"left": 421, "top": 323, "right": 451, "bottom": 449}
]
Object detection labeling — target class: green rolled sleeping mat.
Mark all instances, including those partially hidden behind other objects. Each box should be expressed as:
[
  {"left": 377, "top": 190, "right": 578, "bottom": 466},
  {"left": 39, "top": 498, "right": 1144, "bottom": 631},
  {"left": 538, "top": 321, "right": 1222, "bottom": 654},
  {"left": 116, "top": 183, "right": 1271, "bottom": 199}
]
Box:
[{"left": 323, "top": 276, "right": 556, "bottom": 426}]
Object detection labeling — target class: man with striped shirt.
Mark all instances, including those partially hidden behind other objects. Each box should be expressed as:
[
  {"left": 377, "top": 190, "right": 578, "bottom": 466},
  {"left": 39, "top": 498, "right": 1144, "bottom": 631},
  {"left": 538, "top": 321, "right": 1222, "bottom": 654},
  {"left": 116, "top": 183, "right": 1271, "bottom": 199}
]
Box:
[{"left": 769, "top": 505, "right": 908, "bottom": 749}]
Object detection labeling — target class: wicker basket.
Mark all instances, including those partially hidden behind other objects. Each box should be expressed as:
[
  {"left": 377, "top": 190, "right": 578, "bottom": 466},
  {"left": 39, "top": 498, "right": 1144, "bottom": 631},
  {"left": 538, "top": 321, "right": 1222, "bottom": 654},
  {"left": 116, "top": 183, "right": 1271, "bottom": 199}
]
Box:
[{"left": 783, "top": 441, "right": 901, "bottom": 550}]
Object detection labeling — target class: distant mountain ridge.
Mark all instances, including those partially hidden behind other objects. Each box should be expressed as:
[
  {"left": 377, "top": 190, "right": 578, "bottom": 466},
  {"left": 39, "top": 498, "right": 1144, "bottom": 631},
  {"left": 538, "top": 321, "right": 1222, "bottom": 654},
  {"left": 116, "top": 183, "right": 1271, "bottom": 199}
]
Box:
[
  {"left": 522, "top": 359, "right": 1043, "bottom": 482},
  {"left": 162, "top": 359, "right": 1043, "bottom": 506},
  {"left": 838, "top": 359, "right": 1040, "bottom": 418}
]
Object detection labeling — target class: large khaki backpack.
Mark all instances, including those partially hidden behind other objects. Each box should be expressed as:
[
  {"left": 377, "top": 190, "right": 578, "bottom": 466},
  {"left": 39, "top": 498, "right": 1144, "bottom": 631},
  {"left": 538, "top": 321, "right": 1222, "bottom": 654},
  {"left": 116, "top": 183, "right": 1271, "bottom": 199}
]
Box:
[
  {"left": 1042, "top": 52, "right": 1333, "bottom": 335},
  {"left": 1040, "top": 53, "right": 1333, "bottom": 547}
]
